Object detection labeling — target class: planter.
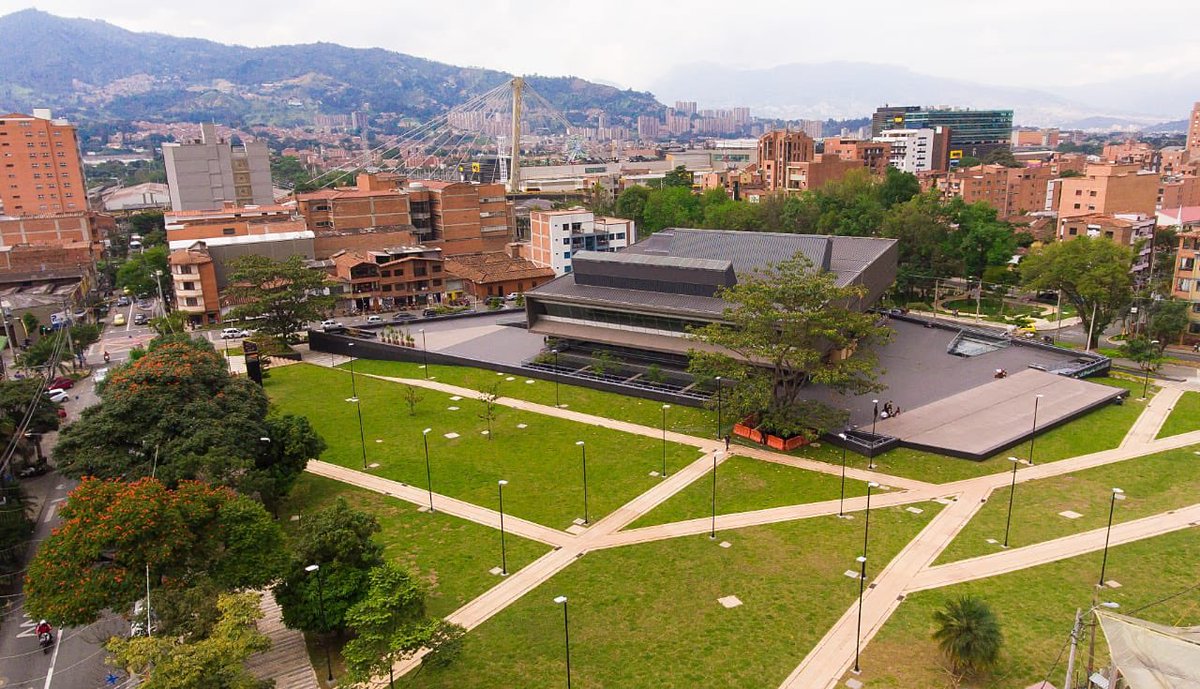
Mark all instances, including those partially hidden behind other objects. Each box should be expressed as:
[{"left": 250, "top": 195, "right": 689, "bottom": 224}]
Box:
[
  {"left": 766, "top": 433, "right": 809, "bottom": 451},
  {"left": 733, "top": 421, "right": 763, "bottom": 444}
]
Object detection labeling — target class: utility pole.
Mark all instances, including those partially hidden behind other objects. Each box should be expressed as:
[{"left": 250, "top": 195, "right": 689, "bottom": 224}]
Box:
[
  {"left": 508, "top": 77, "right": 524, "bottom": 194},
  {"left": 1065, "top": 607, "right": 1081, "bottom": 689}
]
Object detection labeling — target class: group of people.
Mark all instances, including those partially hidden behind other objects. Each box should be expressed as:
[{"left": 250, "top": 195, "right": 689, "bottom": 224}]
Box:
[{"left": 880, "top": 400, "right": 901, "bottom": 419}]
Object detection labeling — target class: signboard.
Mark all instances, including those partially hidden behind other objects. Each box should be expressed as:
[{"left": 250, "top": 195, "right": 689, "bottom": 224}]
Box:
[
  {"left": 243, "top": 339, "right": 263, "bottom": 385},
  {"left": 584, "top": 166, "right": 607, "bottom": 174},
  {"left": 949, "top": 150, "right": 964, "bottom": 160}
]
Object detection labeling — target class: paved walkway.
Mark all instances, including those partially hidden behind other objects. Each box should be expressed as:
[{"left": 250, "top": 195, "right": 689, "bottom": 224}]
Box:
[
  {"left": 244, "top": 590, "right": 320, "bottom": 689},
  {"left": 1120, "top": 385, "right": 1182, "bottom": 447}
]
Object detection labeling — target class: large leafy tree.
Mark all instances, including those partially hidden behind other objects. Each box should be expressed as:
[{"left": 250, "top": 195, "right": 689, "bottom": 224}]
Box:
[
  {"left": 615, "top": 185, "right": 651, "bottom": 228},
  {"left": 274, "top": 498, "right": 384, "bottom": 635},
  {"left": 106, "top": 592, "right": 271, "bottom": 689},
  {"left": 877, "top": 167, "right": 921, "bottom": 209},
  {"left": 117, "top": 244, "right": 170, "bottom": 296},
  {"left": 0, "top": 378, "right": 61, "bottom": 464},
  {"left": 931, "top": 596, "right": 1004, "bottom": 678},
  {"left": 1146, "top": 298, "right": 1189, "bottom": 347},
  {"left": 225, "top": 255, "right": 336, "bottom": 342},
  {"left": 688, "top": 254, "right": 892, "bottom": 439},
  {"left": 641, "top": 186, "right": 701, "bottom": 234},
  {"left": 881, "top": 193, "right": 958, "bottom": 300},
  {"left": 949, "top": 200, "right": 1018, "bottom": 279},
  {"left": 660, "top": 165, "right": 693, "bottom": 188},
  {"left": 25, "top": 478, "right": 287, "bottom": 627},
  {"left": 1020, "top": 237, "right": 1133, "bottom": 342}
]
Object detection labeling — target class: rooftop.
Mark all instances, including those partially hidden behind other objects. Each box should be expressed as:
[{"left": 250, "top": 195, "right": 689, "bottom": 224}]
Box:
[{"left": 445, "top": 252, "right": 555, "bottom": 285}]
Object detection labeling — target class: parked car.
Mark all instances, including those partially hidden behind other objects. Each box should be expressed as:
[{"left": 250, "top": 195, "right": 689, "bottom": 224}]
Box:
[
  {"left": 17, "top": 462, "right": 49, "bottom": 479},
  {"left": 421, "top": 308, "right": 439, "bottom": 318},
  {"left": 113, "top": 313, "right": 126, "bottom": 326},
  {"left": 47, "top": 376, "right": 74, "bottom": 391},
  {"left": 45, "top": 389, "right": 69, "bottom": 403},
  {"left": 137, "top": 300, "right": 152, "bottom": 310},
  {"left": 220, "top": 327, "right": 250, "bottom": 339},
  {"left": 133, "top": 313, "right": 148, "bottom": 326},
  {"left": 391, "top": 312, "right": 417, "bottom": 322},
  {"left": 366, "top": 315, "right": 384, "bottom": 324},
  {"left": 320, "top": 319, "right": 345, "bottom": 331},
  {"left": 506, "top": 292, "right": 521, "bottom": 302},
  {"left": 116, "top": 296, "right": 131, "bottom": 307}
]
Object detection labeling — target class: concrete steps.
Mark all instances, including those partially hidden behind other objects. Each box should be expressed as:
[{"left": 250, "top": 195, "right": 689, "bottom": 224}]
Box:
[{"left": 245, "top": 590, "right": 320, "bottom": 689}]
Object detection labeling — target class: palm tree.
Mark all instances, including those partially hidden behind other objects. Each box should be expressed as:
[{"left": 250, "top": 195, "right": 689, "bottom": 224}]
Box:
[{"left": 932, "top": 595, "right": 1004, "bottom": 677}]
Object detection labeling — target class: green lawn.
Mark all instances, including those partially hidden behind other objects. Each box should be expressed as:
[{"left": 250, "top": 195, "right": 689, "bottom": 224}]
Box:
[
  {"left": 340, "top": 358, "right": 717, "bottom": 436},
  {"left": 627, "top": 454, "right": 871, "bottom": 529},
  {"left": 403, "top": 502, "right": 943, "bottom": 689},
  {"left": 935, "top": 443, "right": 1200, "bottom": 564},
  {"left": 1157, "top": 391, "right": 1200, "bottom": 439},
  {"left": 782, "top": 376, "right": 1151, "bottom": 485},
  {"left": 266, "top": 364, "right": 703, "bottom": 530},
  {"left": 855, "top": 527, "right": 1200, "bottom": 689},
  {"left": 283, "top": 474, "right": 550, "bottom": 619},
  {"left": 942, "top": 297, "right": 1042, "bottom": 319}
]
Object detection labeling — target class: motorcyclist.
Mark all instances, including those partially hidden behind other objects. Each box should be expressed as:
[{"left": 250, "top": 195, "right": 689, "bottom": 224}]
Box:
[{"left": 36, "top": 619, "right": 53, "bottom": 650}]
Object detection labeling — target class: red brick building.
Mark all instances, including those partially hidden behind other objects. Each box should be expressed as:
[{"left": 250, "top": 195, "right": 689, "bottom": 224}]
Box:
[
  {"left": 444, "top": 250, "right": 555, "bottom": 300},
  {"left": 327, "top": 246, "right": 446, "bottom": 312},
  {"left": 757, "top": 130, "right": 815, "bottom": 191},
  {"left": 0, "top": 110, "right": 86, "bottom": 216}
]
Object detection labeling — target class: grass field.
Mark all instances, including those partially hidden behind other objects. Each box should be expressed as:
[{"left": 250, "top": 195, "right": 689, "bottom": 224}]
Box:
[
  {"left": 942, "top": 297, "right": 1043, "bottom": 319},
  {"left": 934, "top": 443, "right": 1200, "bottom": 564},
  {"left": 627, "top": 454, "right": 870, "bottom": 529},
  {"left": 403, "top": 502, "right": 942, "bottom": 689},
  {"left": 339, "top": 358, "right": 717, "bottom": 435},
  {"left": 266, "top": 364, "right": 704, "bottom": 529},
  {"left": 1157, "top": 391, "right": 1200, "bottom": 439},
  {"left": 855, "top": 527, "right": 1200, "bottom": 689}
]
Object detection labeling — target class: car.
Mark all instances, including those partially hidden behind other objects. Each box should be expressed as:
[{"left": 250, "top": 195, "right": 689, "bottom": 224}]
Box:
[
  {"left": 133, "top": 313, "right": 148, "bottom": 326},
  {"left": 421, "top": 308, "right": 439, "bottom": 318},
  {"left": 320, "top": 319, "right": 345, "bottom": 331},
  {"left": 47, "top": 376, "right": 74, "bottom": 391},
  {"left": 366, "top": 315, "right": 384, "bottom": 324},
  {"left": 220, "top": 327, "right": 250, "bottom": 339},
  {"left": 113, "top": 313, "right": 126, "bottom": 326},
  {"left": 45, "top": 389, "right": 69, "bottom": 403},
  {"left": 391, "top": 312, "right": 417, "bottom": 322},
  {"left": 17, "top": 462, "right": 49, "bottom": 479},
  {"left": 116, "top": 296, "right": 130, "bottom": 307},
  {"left": 506, "top": 292, "right": 521, "bottom": 302},
  {"left": 137, "top": 299, "right": 152, "bottom": 310}
]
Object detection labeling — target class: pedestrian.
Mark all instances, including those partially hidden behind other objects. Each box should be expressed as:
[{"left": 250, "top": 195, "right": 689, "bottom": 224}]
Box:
[{"left": 724, "top": 434, "right": 730, "bottom": 452}]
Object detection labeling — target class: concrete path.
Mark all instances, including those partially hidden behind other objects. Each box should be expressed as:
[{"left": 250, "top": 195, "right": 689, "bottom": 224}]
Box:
[
  {"left": 1120, "top": 385, "right": 1182, "bottom": 448},
  {"left": 245, "top": 590, "right": 320, "bottom": 689}
]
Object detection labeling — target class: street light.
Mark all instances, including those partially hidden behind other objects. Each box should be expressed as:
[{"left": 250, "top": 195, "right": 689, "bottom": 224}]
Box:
[
  {"left": 868, "top": 400, "right": 879, "bottom": 470},
  {"left": 419, "top": 328, "right": 429, "bottom": 378},
  {"left": 1028, "top": 394, "right": 1044, "bottom": 466},
  {"left": 422, "top": 428, "right": 434, "bottom": 512},
  {"left": 497, "top": 480, "right": 509, "bottom": 576},
  {"left": 710, "top": 451, "right": 722, "bottom": 539},
  {"left": 554, "top": 596, "right": 572, "bottom": 689},
  {"left": 575, "top": 441, "right": 589, "bottom": 525},
  {"left": 153, "top": 268, "right": 167, "bottom": 318},
  {"left": 1002, "top": 456, "right": 1020, "bottom": 548},
  {"left": 837, "top": 433, "right": 849, "bottom": 518},
  {"left": 853, "top": 555, "right": 867, "bottom": 674},
  {"left": 1098, "top": 488, "right": 1125, "bottom": 587},
  {"left": 304, "top": 564, "right": 334, "bottom": 682},
  {"left": 863, "top": 481, "right": 879, "bottom": 560},
  {"left": 1142, "top": 340, "right": 1160, "bottom": 398},
  {"left": 660, "top": 404, "right": 671, "bottom": 478},
  {"left": 346, "top": 342, "right": 367, "bottom": 470},
  {"left": 714, "top": 376, "right": 723, "bottom": 439},
  {"left": 552, "top": 349, "right": 561, "bottom": 407}
]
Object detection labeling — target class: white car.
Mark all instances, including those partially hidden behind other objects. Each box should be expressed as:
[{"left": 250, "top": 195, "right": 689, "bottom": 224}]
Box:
[
  {"left": 506, "top": 292, "right": 521, "bottom": 302},
  {"left": 320, "top": 319, "right": 345, "bottom": 331},
  {"left": 366, "top": 315, "right": 383, "bottom": 324},
  {"left": 94, "top": 368, "right": 109, "bottom": 384},
  {"left": 45, "top": 388, "right": 69, "bottom": 403},
  {"left": 220, "top": 327, "right": 250, "bottom": 339}
]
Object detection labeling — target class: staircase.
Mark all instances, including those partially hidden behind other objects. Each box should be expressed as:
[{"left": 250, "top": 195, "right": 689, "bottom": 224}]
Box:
[{"left": 245, "top": 590, "right": 321, "bottom": 689}]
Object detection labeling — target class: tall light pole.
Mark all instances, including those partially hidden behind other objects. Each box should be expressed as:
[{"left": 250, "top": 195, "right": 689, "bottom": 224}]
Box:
[
  {"left": 837, "top": 433, "right": 849, "bottom": 518},
  {"left": 714, "top": 376, "right": 723, "bottom": 439},
  {"left": 419, "top": 328, "right": 429, "bottom": 378},
  {"left": 153, "top": 268, "right": 167, "bottom": 318},
  {"left": 975, "top": 274, "right": 983, "bottom": 324},
  {"left": 304, "top": 564, "right": 334, "bottom": 682},
  {"left": 497, "top": 480, "right": 509, "bottom": 576},
  {"left": 868, "top": 400, "right": 879, "bottom": 469},
  {"left": 710, "top": 451, "right": 721, "bottom": 539},
  {"left": 863, "top": 481, "right": 879, "bottom": 560},
  {"left": 575, "top": 441, "right": 589, "bottom": 525},
  {"left": 1098, "top": 488, "right": 1125, "bottom": 587},
  {"left": 1002, "top": 456, "right": 1020, "bottom": 548},
  {"left": 554, "top": 596, "right": 572, "bottom": 689},
  {"left": 853, "top": 555, "right": 867, "bottom": 675},
  {"left": 1028, "top": 393, "right": 1043, "bottom": 466},
  {"left": 660, "top": 404, "right": 671, "bottom": 478},
  {"left": 1142, "top": 340, "right": 1160, "bottom": 399},
  {"left": 552, "top": 348, "right": 561, "bottom": 407},
  {"left": 422, "top": 428, "right": 434, "bottom": 512},
  {"left": 346, "top": 342, "right": 367, "bottom": 470}
]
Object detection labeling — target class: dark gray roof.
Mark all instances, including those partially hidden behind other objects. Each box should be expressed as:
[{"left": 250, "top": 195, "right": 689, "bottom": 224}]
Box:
[
  {"left": 625, "top": 228, "right": 834, "bottom": 275},
  {"left": 529, "top": 275, "right": 730, "bottom": 317}
]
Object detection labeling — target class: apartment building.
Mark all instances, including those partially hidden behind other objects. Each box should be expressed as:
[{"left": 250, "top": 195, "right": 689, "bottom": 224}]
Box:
[
  {"left": 327, "top": 246, "right": 446, "bottom": 312},
  {"left": 872, "top": 127, "right": 950, "bottom": 173},
  {"left": 933, "top": 164, "right": 1054, "bottom": 215},
  {"left": 1012, "top": 128, "right": 1060, "bottom": 149},
  {"left": 873, "top": 106, "right": 1013, "bottom": 160},
  {"left": 1057, "top": 163, "right": 1159, "bottom": 219},
  {"left": 529, "top": 208, "right": 634, "bottom": 276},
  {"left": 1159, "top": 147, "right": 1193, "bottom": 176},
  {"left": 1187, "top": 102, "right": 1200, "bottom": 157},
  {"left": 1056, "top": 213, "right": 1154, "bottom": 246},
  {"left": 168, "top": 242, "right": 221, "bottom": 326},
  {"left": 1102, "top": 140, "right": 1155, "bottom": 167},
  {"left": 162, "top": 123, "right": 273, "bottom": 211},
  {"left": 1159, "top": 176, "right": 1200, "bottom": 210},
  {"left": 165, "top": 203, "right": 307, "bottom": 243},
  {"left": 0, "top": 109, "right": 87, "bottom": 216},
  {"left": 757, "top": 130, "right": 815, "bottom": 191},
  {"left": 1171, "top": 225, "right": 1200, "bottom": 342},
  {"left": 822, "top": 138, "right": 892, "bottom": 175},
  {"left": 781, "top": 155, "right": 864, "bottom": 193},
  {"left": 444, "top": 250, "right": 555, "bottom": 300}
]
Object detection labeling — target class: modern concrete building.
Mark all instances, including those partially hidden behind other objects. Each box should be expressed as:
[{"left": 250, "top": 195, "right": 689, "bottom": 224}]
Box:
[
  {"left": 872, "top": 127, "right": 951, "bottom": 173},
  {"left": 162, "top": 123, "right": 273, "bottom": 211},
  {"left": 0, "top": 109, "right": 87, "bottom": 216},
  {"left": 529, "top": 208, "right": 634, "bottom": 276},
  {"left": 524, "top": 228, "right": 898, "bottom": 362}
]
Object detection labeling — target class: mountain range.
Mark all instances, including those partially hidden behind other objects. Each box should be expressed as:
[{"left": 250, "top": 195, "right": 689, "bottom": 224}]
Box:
[{"left": 0, "top": 9, "right": 663, "bottom": 126}]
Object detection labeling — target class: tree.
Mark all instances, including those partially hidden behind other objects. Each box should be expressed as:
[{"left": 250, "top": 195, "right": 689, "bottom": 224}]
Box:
[
  {"left": 271, "top": 155, "right": 318, "bottom": 192},
  {"left": 877, "top": 167, "right": 921, "bottom": 209},
  {"left": 688, "top": 254, "right": 892, "bottom": 439},
  {"left": 661, "top": 165, "right": 693, "bottom": 188},
  {"left": 129, "top": 211, "right": 166, "bottom": 247},
  {"left": 881, "top": 193, "right": 958, "bottom": 299},
  {"left": 981, "top": 148, "right": 1023, "bottom": 168},
  {"left": 1146, "top": 298, "right": 1189, "bottom": 346},
  {"left": 0, "top": 378, "right": 60, "bottom": 465},
  {"left": 149, "top": 310, "right": 188, "bottom": 337},
  {"left": 275, "top": 498, "right": 384, "bottom": 635},
  {"left": 1118, "top": 336, "right": 1165, "bottom": 372},
  {"left": 117, "top": 245, "right": 170, "bottom": 297},
  {"left": 240, "top": 414, "right": 326, "bottom": 514},
  {"left": 811, "top": 169, "right": 884, "bottom": 237},
  {"left": 477, "top": 382, "right": 500, "bottom": 440},
  {"left": 25, "top": 478, "right": 287, "bottom": 627},
  {"left": 225, "top": 255, "right": 336, "bottom": 343},
  {"left": 949, "top": 200, "right": 1018, "bottom": 279},
  {"left": 931, "top": 596, "right": 1003, "bottom": 678},
  {"left": 641, "top": 186, "right": 700, "bottom": 235},
  {"left": 615, "top": 186, "right": 651, "bottom": 228},
  {"left": 18, "top": 322, "right": 100, "bottom": 369},
  {"left": 1020, "top": 237, "right": 1133, "bottom": 343},
  {"left": 583, "top": 182, "right": 615, "bottom": 216},
  {"left": 106, "top": 592, "right": 271, "bottom": 689},
  {"left": 403, "top": 385, "right": 423, "bottom": 415},
  {"left": 342, "top": 564, "right": 440, "bottom": 688}
]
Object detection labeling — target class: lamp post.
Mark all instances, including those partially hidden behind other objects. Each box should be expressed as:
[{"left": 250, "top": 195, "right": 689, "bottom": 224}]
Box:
[
  {"left": 1142, "top": 340, "right": 1160, "bottom": 399},
  {"left": 660, "top": 404, "right": 671, "bottom": 478},
  {"left": 554, "top": 596, "right": 572, "bottom": 689},
  {"left": 853, "top": 555, "right": 867, "bottom": 674},
  {"left": 710, "top": 451, "right": 721, "bottom": 539},
  {"left": 422, "top": 428, "right": 434, "bottom": 512},
  {"left": 153, "top": 269, "right": 167, "bottom": 318},
  {"left": 863, "top": 481, "right": 879, "bottom": 560},
  {"left": 714, "top": 376, "right": 723, "bottom": 439},
  {"left": 419, "top": 328, "right": 429, "bottom": 378},
  {"left": 1098, "top": 488, "right": 1125, "bottom": 587},
  {"left": 868, "top": 400, "right": 879, "bottom": 470},
  {"left": 497, "top": 480, "right": 509, "bottom": 576},
  {"left": 1028, "top": 393, "right": 1043, "bottom": 466},
  {"left": 346, "top": 343, "right": 368, "bottom": 470},
  {"left": 552, "top": 348, "right": 561, "bottom": 407},
  {"left": 1002, "top": 456, "right": 1020, "bottom": 548},
  {"left": 304, "top": 564, "right": 334, "bottom": 682},
  {"left": 575, "top": 441, "right": 589, "bottom": 525},
  {"left": 975, "top": 275, "right": 983, "bottom": 324},
  {"left": 837, "top": 433, "right": 849, "bottom": 518},
  {"left": 1084, "top": 600, "right": 1121, "bottom": 685}
]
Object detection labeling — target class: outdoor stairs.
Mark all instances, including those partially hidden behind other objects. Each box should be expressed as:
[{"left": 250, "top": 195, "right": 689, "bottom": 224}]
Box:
[{"left": 245, "top": 590, "right": 320, "bottom": 689}]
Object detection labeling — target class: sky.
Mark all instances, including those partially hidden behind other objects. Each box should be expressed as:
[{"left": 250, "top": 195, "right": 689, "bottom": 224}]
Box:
[{"left": 5, "top": 0, "right": 1200, "bottom": 94}]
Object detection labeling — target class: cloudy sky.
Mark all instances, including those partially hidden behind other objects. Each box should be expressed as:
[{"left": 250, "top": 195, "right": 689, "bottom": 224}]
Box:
[{"left": 5, "top": 0, "right": 1199, "bottom": 93}]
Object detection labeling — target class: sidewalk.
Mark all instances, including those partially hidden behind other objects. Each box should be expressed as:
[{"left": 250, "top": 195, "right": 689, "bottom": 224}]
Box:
[{"left": 244, "top": 590, "right": 319, "bottom": 689}]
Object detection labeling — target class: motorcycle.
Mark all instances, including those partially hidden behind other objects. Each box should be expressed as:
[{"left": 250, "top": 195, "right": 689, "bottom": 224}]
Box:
[{"left": 38, "top": 630, "right": 54, "bottom": 654}]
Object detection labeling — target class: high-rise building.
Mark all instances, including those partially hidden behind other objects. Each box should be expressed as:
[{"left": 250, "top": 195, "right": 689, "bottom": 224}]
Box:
[
  {"left": 873, "top": 106, "right": 1013, "bottom": 161},
  {"left": 1187, "top": 102, "right": 1200, "bottom": 156},
  {"left": 0, "top": 109, "right": 87, "bottom": 216},
  {"left": 757, "top": 130, "right": 816, "bottom": 191},
  {"left": 674, "top": 101, "right": 697, "bottom": 115},
  {"left": 162, "top": 123, "right": 273, "bottom": 211},
  {"left": 872, "top": 127, "right": 951, "bottom": 173}
]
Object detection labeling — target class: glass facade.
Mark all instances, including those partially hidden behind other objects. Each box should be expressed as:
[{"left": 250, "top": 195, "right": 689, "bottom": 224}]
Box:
[{"left": 541, "top": 302, "right": 711, "bottom": 336}]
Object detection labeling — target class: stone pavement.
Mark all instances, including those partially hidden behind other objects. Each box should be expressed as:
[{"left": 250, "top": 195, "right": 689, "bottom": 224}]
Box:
[
  {"left": 1120, "top": 385, "right": 1182, "bottom": 448},
  {"left": 244, "top": 590, "right": 320, "bottom": 689}
]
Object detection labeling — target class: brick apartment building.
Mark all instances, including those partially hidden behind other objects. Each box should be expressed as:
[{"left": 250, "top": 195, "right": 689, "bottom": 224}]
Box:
[
  {"left": 1102, "top": 140, "right": 1155, "bottom": 167},
  {"left": 757, "top": 130, "right": 815, "bottom": 191},
  {"left": 933, "top": 164, "right": 1055, "bottom": 215},
  {"left": 1187, "top": 102, "right": 1200, "bottom": 157},
  {"left": 1012, "top": 128, "right": 1061, "bottom": 149},
  {"left": 1170, "top": 219, "right": 1200, "bottom": 342},
  {"left": 1159, "top": 176, "right": 1200, "bottom": 210},
  {"left": 781, "top": 155, "right": 864, "bottom": 193},
  {"left": 1056, "top": 213, "right": 1154, "bottom": 247},
  {"left": 326, "top": 246, "right": 447, "bottom": 312},
  {"left": 169, "top": 242, "right": 221, "bottom": 326},
  {"left": 821, "top": 138, "right": 892, "bottom": 175},
  {"left": 1057, "top": 163, "right": 1159, "bottom": 219},
  {"left": 0, "top": 110, "right": 87, "bottom": 217},
  {"left": 444, "top": 250, "right": 555, "bottom": 300}
]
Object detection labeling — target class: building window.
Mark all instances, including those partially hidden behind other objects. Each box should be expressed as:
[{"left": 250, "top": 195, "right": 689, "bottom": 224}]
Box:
[
  {"left": 223, "top": 228, "right": 236, "bottom": 235},
  {"left": 1073, "top": 203, "right": 1081, "bottom": 209},
  {"left": 432, "top": 264, "right": 442, "bottom": 273},
  {"left": 1182, "top": 258, "right": 1196, "bottom": 271},
  {"left": 185, "top": 297, "right": 198, "bottom": 307},
  {"left": 1068, "top": 227, "right": 1078, "bottom": 236},
  {"left": 183, "top": 282, "right": 195, "bottom": 291},
  {"left": 563, "top": 252, "right": 571, "bottom": 259},
  {"left": 563, "top": 237, "right": 570, "bottom": 245}
]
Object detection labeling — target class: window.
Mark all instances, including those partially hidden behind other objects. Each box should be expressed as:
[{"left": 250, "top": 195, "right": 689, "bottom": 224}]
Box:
[
  {"left": 1068, "top": 227, "right": 1078, "bottom": 236},
  {"left": 380, "top": 270, "right": 391, "bottom": 277},
  {"left": 563, "top": 251, "right": 571, "bottom": 259},
  {"left": 1182, "top": 258, "right": 1196, "bottom": 271},
  {"left": 183, "top": 282, "right": 195, "bottom": 291},
  {"left": 1191, "top": 303, "right": 1200, "bottom": 313},
  {"left": 1179, "top": 279, "right": 1193, "bottom": 292},
  {"left": 1089, "top": 190, "right": 1097, "bottom": 197},
  {"left": 185, "top": 297, "right": 198, "bottom": 307},
  {"left": 563, "top": 237, "right": 570, "bottom": 245},
  {"left": 615, "top": 233, "right": 625, "bottom": 240},
  {"left": 1073, "top": 203, "right": 1081, "bottom": 209},
  {"left": 432, "top": 264, "right": 442, "bottom": 273},
  {"left": 222, "top": 228, "right": 236, "bottom": 235},
  {"left": 1075, "top": 189, "right": 1082, "bottom": 196}
]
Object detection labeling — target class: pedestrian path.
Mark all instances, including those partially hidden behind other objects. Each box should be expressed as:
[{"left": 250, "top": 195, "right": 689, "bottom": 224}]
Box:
[
  {"left": 244, "top": 590, "right": 320, "bottom": 689},
  {"left": 1120, "top": 385, "right": 1182, "bottom": 447}
]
